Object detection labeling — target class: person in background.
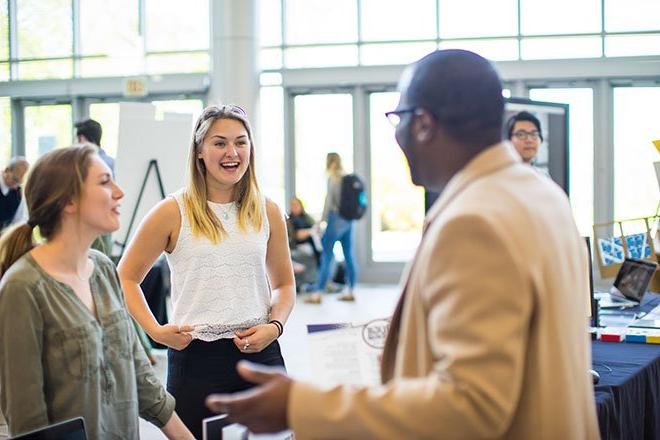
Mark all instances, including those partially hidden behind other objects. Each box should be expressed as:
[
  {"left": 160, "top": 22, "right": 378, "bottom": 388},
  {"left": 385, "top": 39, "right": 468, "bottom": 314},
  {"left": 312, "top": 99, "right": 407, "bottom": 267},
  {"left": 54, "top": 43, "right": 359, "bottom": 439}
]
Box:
[
  {"left": 506, "top": 111, "right": 543, "bottom": 165},
  {"left": 0, "top": 157, "right": 29, "bottom": 231},
  {"left": 76, "top": 118, "right": 116, "bottom": 255},
  {"left": 75, "top": 118, "right": 115, "bottom": 174},
  {"left": 118, "top": 104, "right": 295, "bottom": 438},
  {"left": 0, "top": 145, "right": 192, "bottom": 439},
  {"left": 287, "top": 197, "right": 321, "bottom": 290},
  {"left": 205, "top": 49, "right": 599, "bottom": 440},
  {"left": 305, "top": 152, "right": 358, "bottom": 303}
]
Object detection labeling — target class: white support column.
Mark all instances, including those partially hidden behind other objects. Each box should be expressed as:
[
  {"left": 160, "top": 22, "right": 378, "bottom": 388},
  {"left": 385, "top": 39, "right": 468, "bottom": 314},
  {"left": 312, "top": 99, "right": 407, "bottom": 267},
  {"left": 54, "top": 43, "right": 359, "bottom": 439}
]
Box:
[
  {"left": 593, "top": 78, "right": 614, "bottom": 225},
  {"left": 208, "top": 0, "right": 259, "bottom": 119}
]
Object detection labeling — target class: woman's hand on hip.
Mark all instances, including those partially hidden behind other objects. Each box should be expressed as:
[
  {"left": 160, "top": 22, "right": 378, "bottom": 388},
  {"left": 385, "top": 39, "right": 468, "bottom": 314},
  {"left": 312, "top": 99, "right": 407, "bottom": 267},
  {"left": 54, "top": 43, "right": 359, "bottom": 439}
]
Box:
[
  {"left": 153, "top": 323, "right": 194, "bottom": 351},
  {"left": 234, "top": 324, "right": 279, "bottom": 353}
]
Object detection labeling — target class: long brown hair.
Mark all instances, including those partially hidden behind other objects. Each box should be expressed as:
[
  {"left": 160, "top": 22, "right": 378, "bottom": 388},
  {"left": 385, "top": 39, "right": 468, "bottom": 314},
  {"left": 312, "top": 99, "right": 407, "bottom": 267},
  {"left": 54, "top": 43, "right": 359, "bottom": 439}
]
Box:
[
  {"left": 184, "top": 104, "right": 264, "bottom": 243},
  {"left": 0, "top": 146, "right": 96, "bottom": 277}
]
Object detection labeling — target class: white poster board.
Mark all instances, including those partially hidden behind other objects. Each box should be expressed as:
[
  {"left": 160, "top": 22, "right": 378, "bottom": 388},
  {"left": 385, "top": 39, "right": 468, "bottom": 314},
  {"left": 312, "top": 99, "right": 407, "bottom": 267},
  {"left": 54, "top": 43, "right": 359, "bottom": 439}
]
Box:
[{"left": 112, "top": 102, "right": 193, "bottom": 254}]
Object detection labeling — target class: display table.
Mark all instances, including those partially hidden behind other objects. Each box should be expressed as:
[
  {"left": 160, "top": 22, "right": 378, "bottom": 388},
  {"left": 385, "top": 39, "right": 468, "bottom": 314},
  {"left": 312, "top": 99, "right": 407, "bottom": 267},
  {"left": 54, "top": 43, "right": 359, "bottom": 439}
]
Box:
[{"left": 592, "top": 293, "right": 660, "bottom": 440}]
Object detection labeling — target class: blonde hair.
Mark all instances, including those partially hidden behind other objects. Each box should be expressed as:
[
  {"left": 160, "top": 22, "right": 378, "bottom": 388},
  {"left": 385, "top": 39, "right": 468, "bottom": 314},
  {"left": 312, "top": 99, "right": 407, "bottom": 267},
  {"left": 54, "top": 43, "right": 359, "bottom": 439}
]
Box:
[
  {"left": 326, "top": 152, "right": 344, "bottom": 180},
  {"left": 0, "top": 146, "right": 96, "bottom": 276},
  {"left": 184, "top": 104, "right": 264, "bottom": 243}
]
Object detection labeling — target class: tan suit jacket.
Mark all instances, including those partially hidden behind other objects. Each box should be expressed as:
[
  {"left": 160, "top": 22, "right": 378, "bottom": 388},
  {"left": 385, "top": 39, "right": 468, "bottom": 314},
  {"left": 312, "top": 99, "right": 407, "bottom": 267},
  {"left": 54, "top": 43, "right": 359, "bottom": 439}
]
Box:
[{"left": 289, "top": 143, "right": 600, "bottom": 439}]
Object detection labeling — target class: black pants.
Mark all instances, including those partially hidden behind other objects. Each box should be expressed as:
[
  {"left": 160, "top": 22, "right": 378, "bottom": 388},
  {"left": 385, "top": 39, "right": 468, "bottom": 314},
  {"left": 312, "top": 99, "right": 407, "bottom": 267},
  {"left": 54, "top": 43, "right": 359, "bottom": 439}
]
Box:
[{"left": 167, "top": 338, "right": 285, "bottom": 439}]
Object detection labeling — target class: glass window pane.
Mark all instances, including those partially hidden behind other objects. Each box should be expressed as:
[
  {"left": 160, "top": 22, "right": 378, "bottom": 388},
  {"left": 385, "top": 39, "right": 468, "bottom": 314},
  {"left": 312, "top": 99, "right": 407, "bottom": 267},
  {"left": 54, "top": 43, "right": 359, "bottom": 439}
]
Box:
[
  {"left": 361, "top": 42, "right": 437, "bottom": 66},
  {"left": 613, "top": 87, "right": 660, "bottom": 220},
  {"left": 438, "top": 38, "right": 519, "bottom": 61},
  {"left": 1, "top": 0, "right": 8, "bottom": 60},
  {"left": 605, "top": 34, "right": 660, "bottom": 57},
  {"left": 521, "top": 36, "right": 601, "bottom": 60},
  {"left": 258, "top": 87, "right": 285, "bottom": 208},
  {"left": 0, "top": 63, "right": 8, "bottom": 82},
  {"left": 152, "top": 99, "right": 203, "bottom": 123},
  {"left": 439, "top": 0, "right": 517, "bottom": 39},
  {"left": 370, "top": 92, "right": 423, "bottom": 262},
  {"left": 80, "top": 0, "right": 140, "bottom": 57},
  {"left": 0, "top": 98, "right": 11, "bottom": 165},
  {"left": 294, "top": 94, "right": 354, "bottom": 219},
  {"left": 24, "top": 104, "right": 72, "bottom": 165},
  {"left": 146, "top": 53, "right": 209, "bottom": 74},
  {"left": 530, "top": 88, "right": 594, "bottom": 236},
  {"left": 260, "top": 72, "right": 283, "bottom": 86},
  {"left": 17, "top": 0, "right": 72, "bottom": 59},
  {"left": 260, "top": 48, "right": 283, "bottom": 70},
  {"left": 605, "top": 0, "right": 660, "bottom": 32},
  {"left": 285, "top": 0, "right": 357, "bottom": 45},
  {"left": 145, "top": 0, "right": 208, "bottom": 51},
  {"left": 285, "top": 45, "right": 358, "bottom": 68},
  {"left": 89, "top": 102, "right": 120, "bottom": 159},
  {"left": 521, "top": 0, "right": 601, "bottom": 35},
  {"left": 17, "top": 60, "right": 73, "bottom": 80},
  {"left": 258, "top": 0, "right": 282, "bottom": 47},
  {"left": 361, "top": 0, "right": 436, "bottom": 42},
  {"left": 79, "top": 57, "right": 143, "bottom": 78}
]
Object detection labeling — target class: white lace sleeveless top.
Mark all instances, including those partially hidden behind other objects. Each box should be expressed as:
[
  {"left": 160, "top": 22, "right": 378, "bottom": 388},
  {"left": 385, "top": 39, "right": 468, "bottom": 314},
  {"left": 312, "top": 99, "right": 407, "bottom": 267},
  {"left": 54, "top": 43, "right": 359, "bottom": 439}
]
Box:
[{"left": 166, "top": 189, "right": 271, "bottom": 341}]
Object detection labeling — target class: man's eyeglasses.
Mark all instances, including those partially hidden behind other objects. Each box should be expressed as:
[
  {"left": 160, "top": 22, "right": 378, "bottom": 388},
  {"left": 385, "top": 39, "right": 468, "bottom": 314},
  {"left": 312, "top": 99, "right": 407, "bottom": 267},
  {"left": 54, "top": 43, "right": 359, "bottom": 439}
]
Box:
[
  {"left": 385, "top": 108, "right": 417, "bottom": 128},
  {"left": 513, "top": 130, "right": 541, "bottom": 141}
]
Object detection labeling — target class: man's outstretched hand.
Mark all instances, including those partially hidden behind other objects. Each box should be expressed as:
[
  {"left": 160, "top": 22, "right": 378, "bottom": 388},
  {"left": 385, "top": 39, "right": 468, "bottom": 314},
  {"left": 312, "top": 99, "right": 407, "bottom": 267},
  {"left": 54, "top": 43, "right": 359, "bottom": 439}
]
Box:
[{"left": 206, "top": 361, "right": 293, "bottom": 434}]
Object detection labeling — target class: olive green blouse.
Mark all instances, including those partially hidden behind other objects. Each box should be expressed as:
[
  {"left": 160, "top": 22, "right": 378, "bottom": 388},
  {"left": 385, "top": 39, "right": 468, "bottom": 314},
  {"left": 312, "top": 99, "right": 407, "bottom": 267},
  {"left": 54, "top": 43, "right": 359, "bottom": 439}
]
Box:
[{"left": 0, "top": 250, "right": 174, "bottom": 439}]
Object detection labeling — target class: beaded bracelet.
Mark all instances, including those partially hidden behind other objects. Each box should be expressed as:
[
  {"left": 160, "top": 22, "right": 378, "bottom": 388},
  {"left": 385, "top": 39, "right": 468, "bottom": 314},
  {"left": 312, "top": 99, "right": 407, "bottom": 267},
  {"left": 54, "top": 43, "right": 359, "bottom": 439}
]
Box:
[{"left": 269, "top": 319, "right": 284, "bottom": 337}]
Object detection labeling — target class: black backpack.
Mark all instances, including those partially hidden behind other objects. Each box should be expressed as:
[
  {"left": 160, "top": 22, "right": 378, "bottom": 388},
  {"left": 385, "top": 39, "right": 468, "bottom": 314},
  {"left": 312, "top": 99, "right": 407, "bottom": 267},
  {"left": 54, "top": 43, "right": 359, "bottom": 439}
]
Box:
[{"left": 338, "top": 174, "right": 367, "bottom": 220}]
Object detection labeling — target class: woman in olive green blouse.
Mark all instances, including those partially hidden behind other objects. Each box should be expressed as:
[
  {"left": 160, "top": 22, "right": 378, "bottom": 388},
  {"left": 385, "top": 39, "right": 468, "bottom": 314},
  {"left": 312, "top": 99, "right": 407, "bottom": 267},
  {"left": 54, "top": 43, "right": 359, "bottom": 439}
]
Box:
[{"left": 0, "top": 146, "right": 193, "bottom": 439}]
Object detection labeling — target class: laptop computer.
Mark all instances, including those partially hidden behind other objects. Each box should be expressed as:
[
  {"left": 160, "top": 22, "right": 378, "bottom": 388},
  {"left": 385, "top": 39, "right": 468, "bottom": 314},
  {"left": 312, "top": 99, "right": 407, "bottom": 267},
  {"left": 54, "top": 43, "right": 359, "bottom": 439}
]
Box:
[
  {"left": 9, "top": 417, "right": 86, "bottom": 440},
  {"left": 596, "top": 258, "right": 658, "bottom": 308}
]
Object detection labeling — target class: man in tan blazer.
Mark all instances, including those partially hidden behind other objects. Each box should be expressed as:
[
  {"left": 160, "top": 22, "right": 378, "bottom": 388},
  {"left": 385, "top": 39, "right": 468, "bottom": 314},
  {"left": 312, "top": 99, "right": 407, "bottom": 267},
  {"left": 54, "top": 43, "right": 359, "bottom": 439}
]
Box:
[{"left": 206, "top": 49, "right": 600, "bottom": 439}]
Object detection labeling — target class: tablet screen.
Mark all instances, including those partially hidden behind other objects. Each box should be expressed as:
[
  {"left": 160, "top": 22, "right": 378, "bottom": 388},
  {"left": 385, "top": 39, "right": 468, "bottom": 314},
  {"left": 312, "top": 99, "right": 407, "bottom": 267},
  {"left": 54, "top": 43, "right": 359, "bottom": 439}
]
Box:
[{"left": 9, "top": 417, "right": 86, "bottom": 440}]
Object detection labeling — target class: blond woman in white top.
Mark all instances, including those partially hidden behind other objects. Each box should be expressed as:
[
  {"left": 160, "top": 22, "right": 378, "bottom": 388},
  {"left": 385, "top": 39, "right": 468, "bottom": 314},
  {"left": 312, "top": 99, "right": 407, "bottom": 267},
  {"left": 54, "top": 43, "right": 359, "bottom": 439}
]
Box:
[{"left": 118, "top": 104, "right": 295, "bottom": 438}]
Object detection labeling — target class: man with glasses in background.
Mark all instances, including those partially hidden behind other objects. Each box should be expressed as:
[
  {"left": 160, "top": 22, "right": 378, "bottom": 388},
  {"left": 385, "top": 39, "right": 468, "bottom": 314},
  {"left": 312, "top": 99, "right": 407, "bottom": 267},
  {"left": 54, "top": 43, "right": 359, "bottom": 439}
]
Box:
[
  {"left": 0, "top": 157, "right": 29, "bottom": 231},
  {"left": 506, "top": 111, "right": 543, "bottom": 165}
]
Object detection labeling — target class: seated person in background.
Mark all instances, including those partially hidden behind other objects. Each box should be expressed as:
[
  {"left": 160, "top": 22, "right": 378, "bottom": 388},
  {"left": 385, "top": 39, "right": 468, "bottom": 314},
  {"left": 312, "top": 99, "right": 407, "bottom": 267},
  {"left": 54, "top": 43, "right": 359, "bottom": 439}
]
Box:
[
  {"left": 287, "top": 197, "right": 321, "bottom": 290},
  {"left": 1, "top": 157, "right": 29, "bottom": 232}
]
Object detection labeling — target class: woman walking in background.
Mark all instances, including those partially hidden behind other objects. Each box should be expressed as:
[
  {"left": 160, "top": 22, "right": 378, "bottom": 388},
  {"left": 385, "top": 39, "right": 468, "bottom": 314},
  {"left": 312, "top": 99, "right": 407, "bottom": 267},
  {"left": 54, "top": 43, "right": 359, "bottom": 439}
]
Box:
[
  {"left": 305, "top": 152, "right": 358, "bottom": 303},
  {"left": 0, "top": 145, "right": 192, "bottom": 439},
  {"left": 118, "top": 104, "right": 295, "bottom": 438}
]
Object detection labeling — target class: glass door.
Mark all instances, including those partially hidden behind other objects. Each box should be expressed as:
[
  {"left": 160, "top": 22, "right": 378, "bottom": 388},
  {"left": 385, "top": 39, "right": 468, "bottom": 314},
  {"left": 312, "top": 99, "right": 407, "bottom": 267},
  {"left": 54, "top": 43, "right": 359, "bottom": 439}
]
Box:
[
  {"left": 529, "top": 87, "right": 594, "bottom": 236},
  {"left": 368, "top": 91, "right": 424, "bottom": 262},
  {"left": 23, "top": 103, "right": 72, "bottom": 164},
  {"left": 292, "top": 93, "right": 354, "bottom": 219},
  {"left": 612, "top": 87, "right": 660, "bottom": 221}
]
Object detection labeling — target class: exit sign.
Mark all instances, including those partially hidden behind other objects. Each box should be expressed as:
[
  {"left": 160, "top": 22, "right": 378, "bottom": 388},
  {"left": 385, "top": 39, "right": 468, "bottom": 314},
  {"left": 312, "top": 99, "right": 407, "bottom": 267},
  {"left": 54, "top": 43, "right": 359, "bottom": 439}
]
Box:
[{"left": 123, "top": 77, "right": 148, "bottom": 97}]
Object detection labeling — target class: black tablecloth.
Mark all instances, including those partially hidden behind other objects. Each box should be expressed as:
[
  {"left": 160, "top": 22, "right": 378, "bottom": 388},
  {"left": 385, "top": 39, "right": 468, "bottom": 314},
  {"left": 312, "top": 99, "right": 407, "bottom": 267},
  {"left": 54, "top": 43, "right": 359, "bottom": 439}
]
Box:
[{"left": 592, "top": 293, "right": 660, "bottom": 440}]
